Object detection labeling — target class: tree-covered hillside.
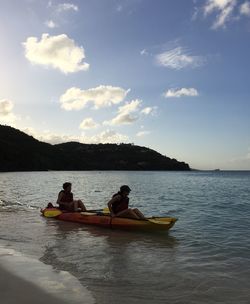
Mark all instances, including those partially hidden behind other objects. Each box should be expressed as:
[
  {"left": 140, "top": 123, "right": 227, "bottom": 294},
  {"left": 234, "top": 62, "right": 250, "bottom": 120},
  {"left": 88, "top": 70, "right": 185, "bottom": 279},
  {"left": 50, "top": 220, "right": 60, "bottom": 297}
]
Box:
[{"left": 0, "top": 125, "right": 190, "bottom": 171}]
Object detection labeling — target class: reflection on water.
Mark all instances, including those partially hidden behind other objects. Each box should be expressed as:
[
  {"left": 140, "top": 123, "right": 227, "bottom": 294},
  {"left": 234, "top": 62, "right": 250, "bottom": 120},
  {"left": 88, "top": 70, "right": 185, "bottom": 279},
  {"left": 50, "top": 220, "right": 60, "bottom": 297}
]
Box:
[{"left": 39, "top": 220, "right": 179, "bottom": 304}]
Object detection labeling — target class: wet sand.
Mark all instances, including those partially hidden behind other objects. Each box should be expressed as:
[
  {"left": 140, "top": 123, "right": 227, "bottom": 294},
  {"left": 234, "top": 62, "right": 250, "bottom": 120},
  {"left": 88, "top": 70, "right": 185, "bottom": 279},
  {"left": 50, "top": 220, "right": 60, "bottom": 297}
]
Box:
[{"left": 0, "top": 265, "right": 67, "bottom": 304}]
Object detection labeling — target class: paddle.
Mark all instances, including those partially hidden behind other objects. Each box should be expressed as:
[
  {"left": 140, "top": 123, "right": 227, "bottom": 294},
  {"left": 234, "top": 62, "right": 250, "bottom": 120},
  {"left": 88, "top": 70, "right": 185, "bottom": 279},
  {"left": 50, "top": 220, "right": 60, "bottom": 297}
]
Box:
[
  {"left": 90, "top": 208, "right": 173, "bottom": 225},
  {"left": 43, "top": 207, "right": 109, "bottom": 217},
  {"left": 87, "top": 207, "right": 110, "bottom": 214}
]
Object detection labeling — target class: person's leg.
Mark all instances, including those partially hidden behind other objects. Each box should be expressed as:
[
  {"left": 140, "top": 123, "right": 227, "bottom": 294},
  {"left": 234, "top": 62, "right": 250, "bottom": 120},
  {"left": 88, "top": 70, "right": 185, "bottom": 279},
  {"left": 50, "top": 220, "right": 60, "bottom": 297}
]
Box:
[
  {"left": 72, "top": 201, "right": 78, "bottom": 212},
  {"left": 78, "top": 200, "right": 86, "bottom": 212},
  {"left": 133, "top": 208, "right": 145, "bottom": 219},
  {"left": 73, "top": 200, "right": 86, "bottom": 212},
  {"left": 116, "top": 208, "right": 141, "bottom": 219},
  {"left": 64, "top": 202, "right": 75, "bottom": 212}
]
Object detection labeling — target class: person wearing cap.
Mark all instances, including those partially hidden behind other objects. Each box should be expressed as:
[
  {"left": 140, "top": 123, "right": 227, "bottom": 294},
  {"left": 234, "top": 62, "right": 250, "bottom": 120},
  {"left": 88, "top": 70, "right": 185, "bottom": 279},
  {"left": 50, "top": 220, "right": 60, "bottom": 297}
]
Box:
[
  {"left": 107, "top": 185, "right": 145, "bottom": 219},
  {"left": 57, "top": 182, "right": 86, "bottom": 212}
]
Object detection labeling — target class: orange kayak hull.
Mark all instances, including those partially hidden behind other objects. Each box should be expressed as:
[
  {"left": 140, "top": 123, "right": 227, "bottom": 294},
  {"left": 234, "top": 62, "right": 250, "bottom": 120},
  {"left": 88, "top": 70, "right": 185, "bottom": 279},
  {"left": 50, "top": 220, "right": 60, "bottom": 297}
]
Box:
[{"left": 41, "top": 208, "right": 177, "bottom": 232}]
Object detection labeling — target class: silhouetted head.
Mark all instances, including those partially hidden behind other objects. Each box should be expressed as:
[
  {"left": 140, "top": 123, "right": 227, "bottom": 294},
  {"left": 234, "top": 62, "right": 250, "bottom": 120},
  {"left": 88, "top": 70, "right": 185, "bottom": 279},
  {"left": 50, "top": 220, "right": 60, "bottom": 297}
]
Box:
[
  {"left": 120, "top": 185, "right": 131, "bottom": 194},
  {"left": 63, "top": 182, "right": 72, "bottom": 191}
]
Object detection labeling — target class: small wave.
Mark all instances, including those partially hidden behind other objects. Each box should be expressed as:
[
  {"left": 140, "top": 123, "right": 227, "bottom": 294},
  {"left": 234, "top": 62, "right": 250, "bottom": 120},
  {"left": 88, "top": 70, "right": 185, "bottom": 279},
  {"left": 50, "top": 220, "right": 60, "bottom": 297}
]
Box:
[
  {"left": 0, "top": 199, "right": 41, "bottom": 212},
  {"left": 0, "top": 199, "right": 23, "bottom": 207}
]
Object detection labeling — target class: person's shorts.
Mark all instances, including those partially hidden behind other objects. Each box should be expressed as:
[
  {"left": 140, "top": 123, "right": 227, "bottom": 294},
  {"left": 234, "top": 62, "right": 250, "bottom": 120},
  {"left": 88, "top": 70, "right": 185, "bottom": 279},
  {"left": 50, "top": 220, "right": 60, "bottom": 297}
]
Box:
[{"left": 59, "top": 204, "right": 74, "bottom": 212}]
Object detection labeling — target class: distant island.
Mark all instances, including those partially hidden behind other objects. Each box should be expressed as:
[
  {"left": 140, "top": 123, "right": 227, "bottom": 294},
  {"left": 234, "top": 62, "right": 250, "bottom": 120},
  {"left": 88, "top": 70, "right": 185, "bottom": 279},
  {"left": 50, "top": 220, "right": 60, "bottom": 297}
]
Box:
[{"left": 0, "top": 125, "right": 190, "bottom": 172}]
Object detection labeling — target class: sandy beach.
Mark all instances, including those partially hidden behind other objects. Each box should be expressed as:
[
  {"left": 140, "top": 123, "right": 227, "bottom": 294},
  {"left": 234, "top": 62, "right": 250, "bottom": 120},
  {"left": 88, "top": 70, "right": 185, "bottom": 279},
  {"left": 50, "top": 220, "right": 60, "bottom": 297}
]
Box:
[
  {"left": 0, "top": 265, "right": 68, "bottom": 304},
  {"left": 0, "top": 245, "right": 95, "bottom": 304}
]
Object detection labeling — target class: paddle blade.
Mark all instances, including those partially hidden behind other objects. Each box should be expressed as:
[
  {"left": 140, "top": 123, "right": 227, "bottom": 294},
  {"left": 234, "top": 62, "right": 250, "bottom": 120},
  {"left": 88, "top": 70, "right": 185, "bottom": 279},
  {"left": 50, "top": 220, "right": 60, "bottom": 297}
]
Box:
[
  {"left": 43, "top": 209, "right": 62, "bottom": 217},
  {"left": 102, "top": 207, "right": 110, "bottom": 214}
]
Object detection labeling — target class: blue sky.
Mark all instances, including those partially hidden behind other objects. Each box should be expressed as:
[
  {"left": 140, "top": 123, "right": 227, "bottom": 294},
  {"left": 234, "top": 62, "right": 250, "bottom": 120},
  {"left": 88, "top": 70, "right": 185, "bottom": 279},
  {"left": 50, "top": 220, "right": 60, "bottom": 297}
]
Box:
[{"left": 0, "top": 0, "right": 250, "bottom": 170}]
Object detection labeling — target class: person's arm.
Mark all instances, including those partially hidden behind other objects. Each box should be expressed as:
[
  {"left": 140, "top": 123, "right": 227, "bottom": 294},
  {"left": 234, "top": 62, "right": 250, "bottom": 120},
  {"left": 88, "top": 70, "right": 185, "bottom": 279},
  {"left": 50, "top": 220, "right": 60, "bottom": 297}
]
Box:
[
  {"left": 107, "top": 195, "right": 120, "bottom": 217},
  {"left": 57, "top": 192, "right": 68, "bottom": 207}
]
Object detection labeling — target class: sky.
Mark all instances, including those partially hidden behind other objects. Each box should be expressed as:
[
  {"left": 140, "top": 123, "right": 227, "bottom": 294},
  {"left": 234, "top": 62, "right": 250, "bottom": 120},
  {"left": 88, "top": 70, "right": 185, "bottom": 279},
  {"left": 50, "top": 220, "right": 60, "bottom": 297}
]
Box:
[{"left": 0, "top": 0, "right": 250, "bottom": 170}]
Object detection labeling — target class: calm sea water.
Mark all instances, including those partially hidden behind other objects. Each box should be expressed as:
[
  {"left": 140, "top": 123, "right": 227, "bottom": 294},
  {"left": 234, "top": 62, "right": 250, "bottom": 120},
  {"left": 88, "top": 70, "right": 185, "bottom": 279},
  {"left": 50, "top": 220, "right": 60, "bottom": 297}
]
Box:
[{"left": 0, "top": 171, "right": 249, "bottom": 304}]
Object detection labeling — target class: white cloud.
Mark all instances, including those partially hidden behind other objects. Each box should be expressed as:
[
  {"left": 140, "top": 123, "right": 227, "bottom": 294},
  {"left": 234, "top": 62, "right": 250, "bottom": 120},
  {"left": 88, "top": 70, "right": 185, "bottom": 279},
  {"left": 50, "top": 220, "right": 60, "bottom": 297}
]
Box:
[
  {"left": 141, "top": 106, "right": 157, "bottom": 115},
  {"left": 0, "top": 99, "right": 13, "bottom": 115},
  {"left": 118, "top": 99, "right": 141, "bottom": 115},
  {"left": 203, "top": 0, "right": 237, "bottom": 29},
  {"left": 57, "top": 3, "right": 78, "bottom": 12},
  {"left": 103, "top": 100, "right": 156, "bottom": 126},
  {"left": 240, "top": 2, "right": 250, "bottom": 16},
  {"left": 0, "top": 99, "right": 17, "bottom": 124},
  {"left": 136, "top": 131, "right": 151, "bottom": 137},
  {"left": 164, "top": 88, "right": 199, "bottom": 98},
  {"left": 24, "top": 127, "right": 128, "bottom": 144},
  {"left": 85, "top": 129, "right": 128, "bottom": 144},
  {"left": 60, "top": 86, "right": 129, "bottom": 110},
  {"left": 24, "top": 127, "right": 78, "bottom": 144},
  {"left": 103, "top": 99, "right": 141, "bottom": 126},
  {"left": 79, "top": 118, "right": 99, "bottom": 130},
  {"left": 155, "top": 47, "right": 204, "bottom": 70},
  {"left": 104, "top": 113, "right": 138, "bottom": 126},
  {"left": 45, "top": 20, "right": 57, "bottom": 28},
  {"left": 204, "top": 0, "right": 235, "bottom": 15},
  {"left": 140, "top": 49, "right": 148, "bottom": 55},
  {"left": 192, "top": 5, "right": 199, "bottom": 21},
  {"left": 115, "top": 2, "right": 137, "bottom": 14},
  {"left": 23, "top": 33, "right": 89, "bottom": 74}
]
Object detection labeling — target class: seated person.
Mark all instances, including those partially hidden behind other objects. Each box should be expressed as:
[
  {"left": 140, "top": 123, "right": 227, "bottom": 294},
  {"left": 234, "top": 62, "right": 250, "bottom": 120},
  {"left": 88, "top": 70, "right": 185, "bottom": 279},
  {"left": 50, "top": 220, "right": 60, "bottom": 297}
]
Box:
[
  {"left": 57, "top": 182, "right": 86, "bottom": 212},
  {"left": 107, "top": 185, "right": 145, "bottom": 219}
]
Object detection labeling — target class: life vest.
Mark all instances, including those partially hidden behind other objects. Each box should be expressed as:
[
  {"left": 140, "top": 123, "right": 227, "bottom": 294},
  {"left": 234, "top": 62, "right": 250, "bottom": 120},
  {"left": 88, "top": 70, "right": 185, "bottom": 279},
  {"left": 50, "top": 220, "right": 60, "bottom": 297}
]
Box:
[
  {"left": 111, "top": 192, "right": 129, "bottom": 214},
  {"left": 58, "top": 190, "right": 73, "bottom": 203}
]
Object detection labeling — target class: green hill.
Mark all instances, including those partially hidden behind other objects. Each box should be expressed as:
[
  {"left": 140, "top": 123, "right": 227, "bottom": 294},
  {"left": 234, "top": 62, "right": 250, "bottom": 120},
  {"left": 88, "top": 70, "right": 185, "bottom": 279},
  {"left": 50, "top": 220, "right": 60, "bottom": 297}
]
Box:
[{"left": 0, "top": 125, "right": 190, "bottom": 171}]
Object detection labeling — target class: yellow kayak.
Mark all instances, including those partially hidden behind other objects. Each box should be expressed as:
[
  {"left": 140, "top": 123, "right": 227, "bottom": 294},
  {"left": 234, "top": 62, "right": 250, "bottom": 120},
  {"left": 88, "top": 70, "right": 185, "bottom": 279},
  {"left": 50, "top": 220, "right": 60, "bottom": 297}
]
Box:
[{"left": 41, "top": 208, "right": 177, "bottom": 232}]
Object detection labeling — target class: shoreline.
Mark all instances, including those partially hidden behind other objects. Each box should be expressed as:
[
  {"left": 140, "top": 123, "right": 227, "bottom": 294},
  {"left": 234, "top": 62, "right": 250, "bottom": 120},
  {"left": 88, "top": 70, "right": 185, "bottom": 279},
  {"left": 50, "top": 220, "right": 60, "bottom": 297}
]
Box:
[
  {"left": 0, "top": 265, "right": 68, "bottom": 304},
  {"left": 0, "top": 246, "right": 95, "bottom": 304}
]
